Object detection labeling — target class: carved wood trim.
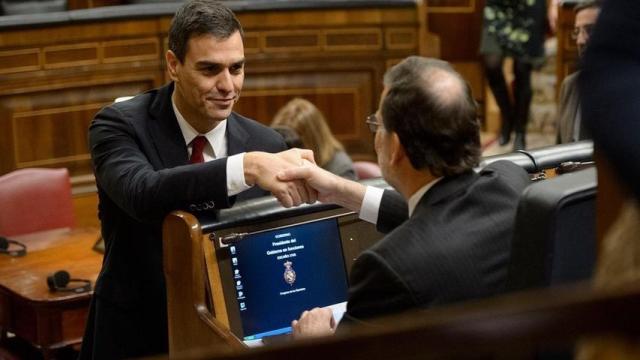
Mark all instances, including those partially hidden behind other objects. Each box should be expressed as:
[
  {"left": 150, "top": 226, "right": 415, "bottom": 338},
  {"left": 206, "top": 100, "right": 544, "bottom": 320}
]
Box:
[
  {"left": 0, "top": 48, "right": 41, "bottom": 74},
  {"left": 262, "top": 30, "right": 321, "bottom": 53},
  {"left": 163, "top": 211, "right": 243, "bottom": 355},
  {"left": 240, "top": 87, "right": 363, "bottom": 141},
  {"left": 43, "top": 43, "right": 100, "bottom": 69},
  {"left": 102, "top": 38, "right": 160, "bottom": 64},
  {"left": 385, "top": 28, "right": 418, "bottom": 50},
  {"left": 203, "top": 236, "right": 231, "bottom": 329},
  {"left": 324, "top": 28, "right": 383, "bottom": 51}
]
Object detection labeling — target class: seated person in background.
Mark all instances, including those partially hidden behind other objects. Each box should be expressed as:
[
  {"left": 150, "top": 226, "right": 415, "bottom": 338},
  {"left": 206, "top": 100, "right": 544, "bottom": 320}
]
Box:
[
  {"left": 557, "top": 0, "right": 600, "bottom": 144},
  {"left": 279, "top": 56, "right": 531, "bottom": 338},
  {"left": 272, "top": 125, "right": 304, "bottom": 149},
  {"left": 272, "top": 98, "right": 358, "bottom": 180}
]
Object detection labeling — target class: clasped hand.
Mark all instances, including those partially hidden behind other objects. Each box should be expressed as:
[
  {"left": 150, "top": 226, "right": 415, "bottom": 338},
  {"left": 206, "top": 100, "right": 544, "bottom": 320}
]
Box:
[{"left": 244, "top": 148, "right": 319, "bottom": 207}]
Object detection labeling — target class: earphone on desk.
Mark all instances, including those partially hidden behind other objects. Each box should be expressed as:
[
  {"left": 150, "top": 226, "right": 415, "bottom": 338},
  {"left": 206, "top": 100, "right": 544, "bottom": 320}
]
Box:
[
  {"left": 0, "top": 236, "right": 27, "bottom": 257},
  {"left": 47, "top": 270, "right": 92, "bottom": 294}
]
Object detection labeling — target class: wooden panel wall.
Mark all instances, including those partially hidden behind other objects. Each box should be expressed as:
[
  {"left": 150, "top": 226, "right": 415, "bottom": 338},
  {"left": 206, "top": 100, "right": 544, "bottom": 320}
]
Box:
[
  {"left": 0, "top": 2, "right": 425, "bottom": 194},
  {"left": 0, "top": 18, "right": 166, "bottom": 178},
  {"left": 230, "top": 6, "right": 427, "bottom": 159},
  {"left": 426, "top": 0, "right": 487, "bottom": 124}
]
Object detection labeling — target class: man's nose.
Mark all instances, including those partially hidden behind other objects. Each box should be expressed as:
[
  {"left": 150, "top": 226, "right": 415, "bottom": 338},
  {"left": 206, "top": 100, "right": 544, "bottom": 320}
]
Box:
[
  {"left": 577, "top": 33, "right": 588, "bottom": 48},
  {"left": 216, "top": 70, "right": 233, "bottom": 93}
]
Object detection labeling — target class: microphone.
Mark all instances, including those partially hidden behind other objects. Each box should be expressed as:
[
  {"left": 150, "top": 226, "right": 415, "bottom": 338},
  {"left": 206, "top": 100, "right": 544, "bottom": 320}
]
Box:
[{"left": 0, "top": 236, "right": 27, "bottom": 257}]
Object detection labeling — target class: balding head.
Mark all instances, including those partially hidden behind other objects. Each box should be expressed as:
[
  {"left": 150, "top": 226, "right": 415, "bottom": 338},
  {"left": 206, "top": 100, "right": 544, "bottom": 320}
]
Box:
[{"left": 381, "top": 56, "right": 480, "bottom": 177}]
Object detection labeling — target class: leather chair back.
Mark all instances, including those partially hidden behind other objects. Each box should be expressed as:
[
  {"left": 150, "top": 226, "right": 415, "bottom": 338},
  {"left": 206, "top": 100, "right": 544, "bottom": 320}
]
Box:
[
  {"left": 507, "top": 167, "right": 597, "bottom": 291},
  {"left": 0, "top": 168, "right": 75, "bottom": 236}
]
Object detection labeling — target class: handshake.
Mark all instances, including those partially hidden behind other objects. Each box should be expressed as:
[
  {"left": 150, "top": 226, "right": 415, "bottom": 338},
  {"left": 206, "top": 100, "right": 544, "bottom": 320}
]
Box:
[{"left": 244, "top": 148, "right": 365, "bottom": 210}]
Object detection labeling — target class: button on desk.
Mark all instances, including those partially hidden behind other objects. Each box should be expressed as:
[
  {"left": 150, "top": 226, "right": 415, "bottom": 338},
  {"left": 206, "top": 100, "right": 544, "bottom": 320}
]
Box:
[{"left": 0, "top": 228, "right": 102, "bottom": 359}]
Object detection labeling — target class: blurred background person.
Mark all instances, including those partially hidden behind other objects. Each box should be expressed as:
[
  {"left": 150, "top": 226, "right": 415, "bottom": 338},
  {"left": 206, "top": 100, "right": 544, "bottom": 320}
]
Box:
[
  {"left": 480, "top": 0, "right": 548, "bottom": 151},
  {"left": 556, "top": 0, "right": 600, "bottom": 144},
  {"left": 271, "top": 125, "right": 304, "bottom": 149},
  {"left": 272, "top": 98, "right": 357, "bottom": 180}
]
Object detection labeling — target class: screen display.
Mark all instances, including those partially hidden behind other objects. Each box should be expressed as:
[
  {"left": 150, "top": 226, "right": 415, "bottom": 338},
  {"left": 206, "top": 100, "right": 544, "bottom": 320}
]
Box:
[{"left": 227, "top": 217, "right": 349, "bottom": 343}]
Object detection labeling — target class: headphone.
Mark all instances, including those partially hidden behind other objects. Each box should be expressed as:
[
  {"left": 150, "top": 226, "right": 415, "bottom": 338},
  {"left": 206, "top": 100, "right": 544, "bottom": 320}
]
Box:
[
  {"left": 0, "top": 236, "right": 27, "bottom": 257},
  {"left": 47, "top": 270, "right": 92, "bottom": 294}
]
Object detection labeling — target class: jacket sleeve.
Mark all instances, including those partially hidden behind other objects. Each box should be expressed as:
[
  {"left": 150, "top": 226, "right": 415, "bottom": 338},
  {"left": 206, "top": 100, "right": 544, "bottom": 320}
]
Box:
[
  {"left": 340, "top": 249, "right": 415, "bottom": 328},
  {"left": 376, "top": 190, "right": 409, "bottom": 234},
  {"left": 90, "top": 105, "right": 232, "bottom": 223}
]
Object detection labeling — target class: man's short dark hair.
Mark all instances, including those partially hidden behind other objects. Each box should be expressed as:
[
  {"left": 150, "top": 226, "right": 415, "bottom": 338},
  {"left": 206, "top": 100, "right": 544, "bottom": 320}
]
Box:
[
  {"left": 575, "top": 0, "right": 601, "bottom": 15},
  {"left": 168, "top": 0, "right": 244, "bottom": 63},
  {"left": 381, "top": 56, "right": 480, "bottom": 177}
]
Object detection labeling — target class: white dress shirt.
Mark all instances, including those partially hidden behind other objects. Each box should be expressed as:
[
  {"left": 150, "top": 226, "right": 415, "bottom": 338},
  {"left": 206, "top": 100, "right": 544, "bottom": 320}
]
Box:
[
  {"left": 172, "top": 98, "right": 251, "bottom": 196},
  {"left": 359, "top": 177, "right": 442, "bottom": 224}
]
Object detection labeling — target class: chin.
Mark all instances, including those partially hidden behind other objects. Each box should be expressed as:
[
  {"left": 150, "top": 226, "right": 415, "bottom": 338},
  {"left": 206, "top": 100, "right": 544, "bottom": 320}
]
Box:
[{"left": 207, "top": 110, "right": 233, "bottom": 122}]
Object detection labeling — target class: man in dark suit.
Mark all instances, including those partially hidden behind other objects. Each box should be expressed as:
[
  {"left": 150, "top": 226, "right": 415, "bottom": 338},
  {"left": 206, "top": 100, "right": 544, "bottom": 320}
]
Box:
[
  {"left": 556, "top": 1, "right": 600, "bottom": 144},
  {"left": 79, "top": 1, "right": 315, "bottom": 359},
  {"left": 279, "top": 56, "right": 530, "bottom": 337}
]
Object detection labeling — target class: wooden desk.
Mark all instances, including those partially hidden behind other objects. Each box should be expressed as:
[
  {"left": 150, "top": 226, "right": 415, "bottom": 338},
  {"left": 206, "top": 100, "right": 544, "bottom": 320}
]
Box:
[{"left": 0, "top": 228, "right": 102, "bottom": 358}]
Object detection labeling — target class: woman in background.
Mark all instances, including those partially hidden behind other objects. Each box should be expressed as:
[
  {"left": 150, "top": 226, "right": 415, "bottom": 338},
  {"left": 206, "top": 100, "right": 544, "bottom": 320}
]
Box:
[
  {"left": 271, "top": 125, "right": 304, "bottom": 149},
  {"left": 480, "top": 0, "right": 547, "bottom": 151},
  {"left": 272, "top": 98, "right": 357, "bottom": 180}
]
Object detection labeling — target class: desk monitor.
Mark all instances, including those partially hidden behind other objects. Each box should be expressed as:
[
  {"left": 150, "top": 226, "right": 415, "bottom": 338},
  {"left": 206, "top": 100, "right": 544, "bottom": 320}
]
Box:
[
  {"left": 211, "top": 205, "right": 382, "bottom": 347},
  {"left": 228, "top": 217, "right": 347, "bottom": 345}
]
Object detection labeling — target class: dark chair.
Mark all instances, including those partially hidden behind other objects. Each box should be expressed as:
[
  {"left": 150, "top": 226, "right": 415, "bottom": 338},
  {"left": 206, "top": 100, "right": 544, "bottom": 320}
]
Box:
[
  {"left": 481, "top": 140, "right": 593, "bottom": 173},
  {"left": 507, "top": 167, "right": 597, "bottom": 292}
]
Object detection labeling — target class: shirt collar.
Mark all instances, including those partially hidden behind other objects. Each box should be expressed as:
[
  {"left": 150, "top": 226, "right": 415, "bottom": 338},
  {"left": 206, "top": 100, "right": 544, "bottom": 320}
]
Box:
[
  {"left": 407, "top": 177, "right": 443, "bottom": 217},
  {"left": 171, "top": 93, "right": 227, "bottom": 158}
]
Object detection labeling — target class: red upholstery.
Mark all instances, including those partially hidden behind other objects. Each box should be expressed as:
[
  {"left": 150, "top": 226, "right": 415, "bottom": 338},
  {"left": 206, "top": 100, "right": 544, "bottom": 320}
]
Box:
[
  {"left": 353, "top": 161, "right": 382, "bottom": 179},
  {"left": 0, "top": 168, "right": 75, "bottom": 237}
]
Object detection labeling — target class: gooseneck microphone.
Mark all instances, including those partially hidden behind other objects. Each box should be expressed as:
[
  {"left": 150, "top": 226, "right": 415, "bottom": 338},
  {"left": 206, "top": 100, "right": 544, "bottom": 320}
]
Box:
[{"left": 0, "top": 236, "right": 27, "bottom": 257}]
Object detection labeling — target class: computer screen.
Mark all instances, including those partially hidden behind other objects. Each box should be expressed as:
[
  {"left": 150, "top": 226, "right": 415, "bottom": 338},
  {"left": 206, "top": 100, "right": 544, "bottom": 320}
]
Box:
[{"left": 225, "top": 217, "right": 349, "bottom": 345}]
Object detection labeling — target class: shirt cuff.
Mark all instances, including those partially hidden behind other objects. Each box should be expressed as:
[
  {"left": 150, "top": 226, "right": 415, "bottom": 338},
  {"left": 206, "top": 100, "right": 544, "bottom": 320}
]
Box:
[
  {"left": 359, "top": 186, "right": 383, "bottom": 225},
  {"left": 227, "top": 153, "right": 252, "bottom": 196}
]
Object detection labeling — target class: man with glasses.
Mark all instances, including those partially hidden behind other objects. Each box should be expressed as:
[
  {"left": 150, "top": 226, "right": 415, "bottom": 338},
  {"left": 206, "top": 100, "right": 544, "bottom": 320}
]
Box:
[
  {"left": 557, "top": 1, "right": 600, "bottom": 144},
  {"left": 279, "top": 56, "right": 530, "bottom": 338}
]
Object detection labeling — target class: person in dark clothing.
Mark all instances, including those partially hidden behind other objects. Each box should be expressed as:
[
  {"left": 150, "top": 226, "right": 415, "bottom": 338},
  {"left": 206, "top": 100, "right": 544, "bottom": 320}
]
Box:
[
  {"left": 278, "top": 56, "right": 530, "bottom": 338},
  {"left": 480, "top": 0, "right": 547, "bottom": 150},
  {"left": 79, "top": 1, "right": 315, "bottom": 358}
]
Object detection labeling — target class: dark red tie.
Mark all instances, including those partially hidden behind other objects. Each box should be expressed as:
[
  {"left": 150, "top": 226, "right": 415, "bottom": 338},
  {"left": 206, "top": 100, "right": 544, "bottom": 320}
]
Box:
[{"left": 189, "top": 136, "right": 208, "bottom": 164}]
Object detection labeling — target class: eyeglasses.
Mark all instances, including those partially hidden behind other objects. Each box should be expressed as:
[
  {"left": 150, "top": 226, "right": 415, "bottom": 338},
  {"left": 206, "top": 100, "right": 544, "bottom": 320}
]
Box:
[
  {"left": 365, "top": 113, "right": 381, "bottom": 133},
  {"left": 571, "top": 24, "right": 595, "bottom": 40}
]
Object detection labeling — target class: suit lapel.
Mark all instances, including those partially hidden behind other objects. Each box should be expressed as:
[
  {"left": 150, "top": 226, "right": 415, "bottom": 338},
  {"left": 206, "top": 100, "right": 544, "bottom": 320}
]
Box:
[
  {"left": 147, "top": 82, "right": 189, "bottom": 168},
  {"left": 226, "top": 112, "right": 250, "bottom": 155}
]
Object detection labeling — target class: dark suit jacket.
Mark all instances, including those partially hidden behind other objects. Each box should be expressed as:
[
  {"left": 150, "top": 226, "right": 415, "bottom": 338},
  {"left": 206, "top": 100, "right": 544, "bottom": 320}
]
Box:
[
  {"left": 340, "top": 161, "right": 529, "bottom": 326},
  {"left": 557, "top": 72, "right": 589, "bottom": 144},
  {"left": 80, "top": 83, "right": 286, "bottom": 359}
]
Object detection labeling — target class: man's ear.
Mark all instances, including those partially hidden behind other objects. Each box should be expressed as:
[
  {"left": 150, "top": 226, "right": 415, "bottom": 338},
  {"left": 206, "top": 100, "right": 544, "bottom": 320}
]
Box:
[
  {"left": 389, "top": 132, "right": 406, "bottom": 166},
  {"left": 166, "top": 50, "right": 180, "bottom": 82}
]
